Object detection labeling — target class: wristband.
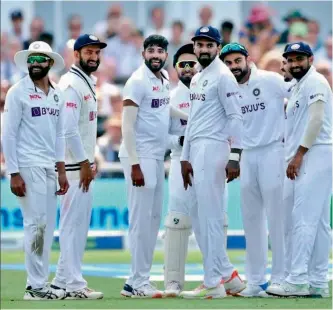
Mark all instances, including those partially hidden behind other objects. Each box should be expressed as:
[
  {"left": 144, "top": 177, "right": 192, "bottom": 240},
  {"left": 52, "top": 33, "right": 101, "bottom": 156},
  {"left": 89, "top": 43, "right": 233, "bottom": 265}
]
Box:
[{"left": 229, "top": 153, "right": 240, "bottom": 162}]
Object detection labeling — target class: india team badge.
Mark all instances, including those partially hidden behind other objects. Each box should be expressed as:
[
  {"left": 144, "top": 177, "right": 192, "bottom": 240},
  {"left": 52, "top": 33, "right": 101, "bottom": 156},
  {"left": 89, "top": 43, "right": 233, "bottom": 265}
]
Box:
[{"left": 253, "top": 88, "right": 260, "bottom": 96}]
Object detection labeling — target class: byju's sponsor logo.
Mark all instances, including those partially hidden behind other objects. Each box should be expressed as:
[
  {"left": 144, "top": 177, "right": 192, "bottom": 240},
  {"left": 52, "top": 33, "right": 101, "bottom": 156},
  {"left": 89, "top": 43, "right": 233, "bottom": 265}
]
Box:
[
  {"left": 31, "top": 107, "right": 60, "bottom": 117},
  {"left": 151, "top": 98, "right": 170, "bottom": 108},
  {"left": 310, "top": 93, "right": 324, "bottom": 100},
  {"left": 241, "top": 103, "right": 265, "bottom": 114},
  {"left": 190, "top": 93, "right": 205, "bottom": 101},
  {"left": 31, "top": 107, "right": 41, "bottom": 117}
]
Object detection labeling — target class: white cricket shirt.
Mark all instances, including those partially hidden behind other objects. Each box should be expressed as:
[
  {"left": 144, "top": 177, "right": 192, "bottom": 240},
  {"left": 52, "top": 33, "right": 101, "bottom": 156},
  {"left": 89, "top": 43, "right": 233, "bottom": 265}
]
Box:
[
  {"left": 58, "top": 65, "right": 98, "bottom": 178},
  {"left": 168, "top": 81, "right": 191, "bottom": 158},
  {"left": 238, "top": 65, "right": 292, "bottom": 149},
  {"left": 180, "top": 56, "right": 242, "bottom": 161},
  {"left": 2, "top": 75, "right": 65, "bottom": 174},
  {"left": 119, "top": 63, "right": 170, "bottom": 160},
  {"left": 285, "top": 66, "right": 332, "bottom": 161}
]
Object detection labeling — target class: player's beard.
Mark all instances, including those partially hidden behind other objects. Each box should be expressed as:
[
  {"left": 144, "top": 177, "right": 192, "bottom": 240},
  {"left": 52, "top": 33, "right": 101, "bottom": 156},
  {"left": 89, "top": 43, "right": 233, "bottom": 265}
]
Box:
[
  {"left": 28, "top": 65, "right": 51, "bottom": 81},
  {"left": 145, "top": 58, "right": 166, "bottom": 72},
  {"left": 284, "top": 76, "right": 292, "bottom": 82},
  {"left": 197, "top": 53, "right": 215, "bottom": 67},
  {"left": 231, "top": 65, "right": 249, "bottom": 82},
  {"left": 290, "top": 64, "right": 310, "bottom": 80},
  {"left": 79, "top": 57, "right": 100, "bottom": 74},
  {"left": 179, "top": 75, "right": 192, "bottom": 88}
]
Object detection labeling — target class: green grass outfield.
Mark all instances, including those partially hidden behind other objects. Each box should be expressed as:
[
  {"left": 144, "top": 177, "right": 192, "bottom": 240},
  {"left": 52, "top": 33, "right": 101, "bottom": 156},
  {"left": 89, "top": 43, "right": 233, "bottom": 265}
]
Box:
[{"left": 1, "top": 250, "right": 332, "bottom": 309}]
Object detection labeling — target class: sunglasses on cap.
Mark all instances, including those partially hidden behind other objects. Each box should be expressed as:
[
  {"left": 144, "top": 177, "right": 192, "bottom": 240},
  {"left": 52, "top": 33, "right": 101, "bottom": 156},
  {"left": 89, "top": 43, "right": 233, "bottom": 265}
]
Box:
[
  {"left": 220, "top": 43, "right": 248, "bottom": 58},
  {"left": 176, "top": 60, "right": 197, "bottom": 69},
  {"left": 27, "top": 55, "right": 51, "bottom": 64}
]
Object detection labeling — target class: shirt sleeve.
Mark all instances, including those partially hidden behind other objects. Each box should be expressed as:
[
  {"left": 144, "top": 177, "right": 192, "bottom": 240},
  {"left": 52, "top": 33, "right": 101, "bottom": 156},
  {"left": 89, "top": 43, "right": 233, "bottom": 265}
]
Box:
[
  {"left": 55, "top": 95, "right": 65, "bottom": 162},
  {"left": 1, "top": 88, "right": 22, "bottom": 174},
  {"left": 218, "top": 73, "right": 242, "bottom": 149},
  {"left": 122, "top": 77, "right": 145, "bottom": 106},
  {"left": 62, "top": 87, "right": 87, "bottom": 163},
  {"left": 306, "top": 79, "right": 328, "bottom": 106},
  {"left": 271, "top": 73, "right": 293, "bottom": 100},
  {"left": 180, "top": 104, "right": 193, "bottom": 161}
]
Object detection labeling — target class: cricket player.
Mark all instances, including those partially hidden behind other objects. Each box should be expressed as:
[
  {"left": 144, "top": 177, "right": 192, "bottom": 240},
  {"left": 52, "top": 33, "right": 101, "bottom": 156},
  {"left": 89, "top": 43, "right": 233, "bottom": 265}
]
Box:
[
  {"left": 119, "top": 35, "right": 188, "bottom": 298},
  {"left": 51, "top": 34, "right": 107, "bottom": 299},
  {"left": 220, "top": 43, "right": 293, "bottom": 297},
  {"left": 180, "top": 26, "right": 245, "bottom": 299},
  {"left": 163, "top": 43, "right": 197, "bottom": 297},
  {"left": 2, "top": 41, "right": 69, "bottom": 300},
  {"left": 267, "top": 42, "right": 332, "bottom": 298}
]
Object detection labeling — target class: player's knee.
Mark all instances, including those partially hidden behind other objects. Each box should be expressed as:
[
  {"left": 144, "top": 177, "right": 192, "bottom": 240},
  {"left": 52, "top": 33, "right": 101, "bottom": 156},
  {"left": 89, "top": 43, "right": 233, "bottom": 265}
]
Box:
[{"left": 165, "top": 211, "right": 192, "bottom": 230}]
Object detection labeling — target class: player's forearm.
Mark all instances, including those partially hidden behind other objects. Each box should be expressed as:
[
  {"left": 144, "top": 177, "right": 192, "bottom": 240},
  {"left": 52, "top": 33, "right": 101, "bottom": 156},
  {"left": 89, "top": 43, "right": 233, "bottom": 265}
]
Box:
[
  {"left": 122, "top": 106, "right": 139, "bottom": 165},
  {"left": 170, "top": 105, "right": 188, "bottom": 120},
  {"left": 180, "top": 134, "right": 190, "bottom": 161},
  {"left": 2, "top": 136, "right": 19, "bottom": 174},
  {"left": 66, "top": 134, "right": 88, "bottom": 163},
  {"left": 167, "top": 135, "right": 181, "bottom": 150},
  {"left": 299, "top": 100, "right": 325, "bottom": 152},
  {"left": 226, "top": 115, "right": 242, "bottom": 149},
  {"left": 55, "top": 136, "right": 66, "bottom": 162}
]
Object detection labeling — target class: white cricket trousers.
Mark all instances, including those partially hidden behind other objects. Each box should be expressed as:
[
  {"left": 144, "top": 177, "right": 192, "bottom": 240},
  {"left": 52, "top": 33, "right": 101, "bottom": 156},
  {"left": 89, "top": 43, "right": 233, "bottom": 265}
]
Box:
[
  {"left": 168, "top": 157, "right": 229, "bottom": 249},
  {"left": 53, "top": 179, "right": 93, "bottom": 292},
  {"left": 18, "top": 167, "right": 58, "bottom": 289},
  {"left": 284, "top": 145, "right": 332, "bottom": 288},
  {"left": 189, "top": 139, "right": 234, "bottom": 288},
  {"left": 120, "top": 157, "right": 164, "bottom": 289},
  {"left": 240, "top": 142, "right": 285, "bottom": 285}
]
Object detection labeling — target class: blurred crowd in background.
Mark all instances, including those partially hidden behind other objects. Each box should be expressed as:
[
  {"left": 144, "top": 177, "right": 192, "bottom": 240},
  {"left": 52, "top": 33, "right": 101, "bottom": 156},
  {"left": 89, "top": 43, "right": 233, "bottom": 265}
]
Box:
[{"left": 1, "top": 2, "right": 332, "bottom": 178}]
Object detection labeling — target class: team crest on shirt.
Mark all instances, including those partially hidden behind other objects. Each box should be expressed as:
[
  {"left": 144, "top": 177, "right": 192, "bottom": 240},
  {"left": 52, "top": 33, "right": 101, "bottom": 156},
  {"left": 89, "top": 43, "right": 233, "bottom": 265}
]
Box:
[
  {"left": 54, "top": 94, "right": 59, "bottom": 102},
  {"left": 203, "top": 80, "right": 208, "bottom": 87},
  {"left": 253, "top": 88, "right": 260, "bottom": 96},
  {"left": 173, "top": 218, "right": 180, "bottom": 224},
  {"left": 166, "top": 84, "right": 170, "bottom": 90}
]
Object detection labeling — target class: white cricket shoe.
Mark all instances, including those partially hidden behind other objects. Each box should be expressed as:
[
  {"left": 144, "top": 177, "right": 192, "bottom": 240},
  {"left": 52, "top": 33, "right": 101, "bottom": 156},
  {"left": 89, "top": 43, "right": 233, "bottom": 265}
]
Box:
[
  {"left": 180, "top": 283, "right": 226, "bottom": 299},
  {"left": 266, "top": 281, "right": 310, "bottom": 297},
  {"left": 23, "top": 284, "right": 66, "bottom": 300},
  {"left": 164, "top": 281, "right": 181, "bottom": 297},
  {"left": 238, "top": 283, "right": 273, "bottom": 298},
  {"left": 309, "top": 286, "right": 330, "bottom": 298},
  {"left": 222, "top": 270, "right": 246, "bottom": 296},
  {"left": 120, "top": 283, "right": 134, "bottom": 297},
  {"left": 257, "top": 283, "right": 280, "bottom": 298},
  {"left": 66, "top": 287, "right": 103, "bottom": 299},
  {"left": 131, "top": 283, "right": 163, "bottom": 298}
]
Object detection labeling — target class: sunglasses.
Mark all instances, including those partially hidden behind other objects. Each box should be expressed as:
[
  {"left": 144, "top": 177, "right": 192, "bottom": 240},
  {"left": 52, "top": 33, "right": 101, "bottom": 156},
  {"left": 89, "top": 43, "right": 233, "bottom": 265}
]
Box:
[
  {"left": 27, "top": 55, "right": 51, "bottom": 64},
  {"left": 176, "top": 60, "right": 197, "bottom": 69}
]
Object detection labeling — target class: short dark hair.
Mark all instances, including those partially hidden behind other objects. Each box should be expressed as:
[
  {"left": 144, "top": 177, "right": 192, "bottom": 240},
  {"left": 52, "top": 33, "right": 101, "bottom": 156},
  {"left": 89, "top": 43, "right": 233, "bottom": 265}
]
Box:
[
  {"left": 143, "top": 35, "right": 168, "bottom": 51},
  {"left": 173, "top": 43, "right": 194, "bottom": 67},
  {"left": 39, "top": 32, "right": 54, "bottom": 47},
  {"left": 221, "top": 21, "right": 234, "bottom": 31}
]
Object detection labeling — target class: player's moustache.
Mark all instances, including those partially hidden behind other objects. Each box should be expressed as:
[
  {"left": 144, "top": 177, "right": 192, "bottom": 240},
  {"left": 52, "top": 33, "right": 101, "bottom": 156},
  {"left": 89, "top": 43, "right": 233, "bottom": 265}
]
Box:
[
  {"left": 80, "top": 58, "right": 100, "bottom": 73},
  {"left": 145, "top": 58, "right": 165, "bottom": 72},
  {"left": 28, "top": 65, "right": 51, "bottom": 80},
  {"left": 290, "top": 66, "right": 309, "bottom": 79}
]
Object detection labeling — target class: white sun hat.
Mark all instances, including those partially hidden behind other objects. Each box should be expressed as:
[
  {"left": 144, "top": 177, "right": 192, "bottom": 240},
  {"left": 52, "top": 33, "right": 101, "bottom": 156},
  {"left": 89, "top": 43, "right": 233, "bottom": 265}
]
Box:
[{"left": 14, "top": 41, "right": 65, "bottom": 73}]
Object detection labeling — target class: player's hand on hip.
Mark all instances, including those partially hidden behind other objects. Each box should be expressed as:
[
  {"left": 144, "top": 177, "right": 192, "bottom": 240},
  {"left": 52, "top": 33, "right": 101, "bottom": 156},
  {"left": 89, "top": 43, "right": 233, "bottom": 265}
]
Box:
[
  {"left": 10, "top": 173, "right": 26, "bottom": 197},
  {"left": 131, "top": 164, "right": 145, "bottom": 187},
  {"left": 56, "top": 172, "right": 70, "bottom": 195},
  {"left": 286, "top": 153, "right": 303, "bottom": 180},
  {"left": 181, "top": 161, "right": 193, "bottom": 190},
  {"left": 226, "top": 160, "right": 240, "bottom": 183},
  {"left": 79, "top": 160, "right": 93, "bottom": 192}
]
